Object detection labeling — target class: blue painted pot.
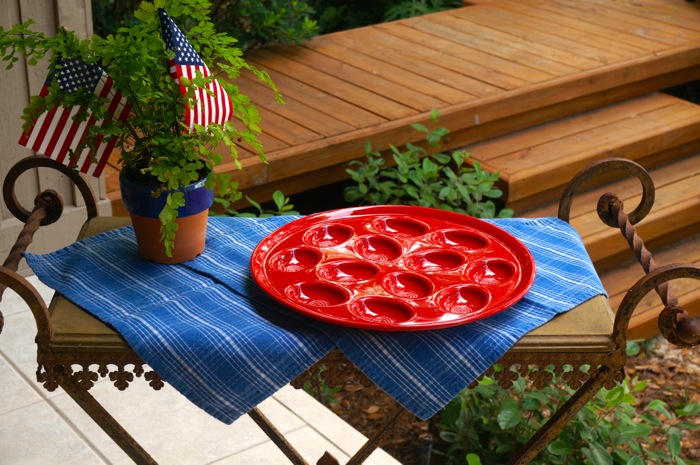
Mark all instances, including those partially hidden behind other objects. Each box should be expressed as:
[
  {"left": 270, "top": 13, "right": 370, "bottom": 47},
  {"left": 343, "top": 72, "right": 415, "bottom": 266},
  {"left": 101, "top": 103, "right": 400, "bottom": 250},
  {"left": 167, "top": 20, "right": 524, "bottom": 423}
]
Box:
[
  {"left": 119, "top": 173, "right": 214, "bottom": 219},
  {"left": 119, "top": 171, "right": 214, "bottom": 264}
]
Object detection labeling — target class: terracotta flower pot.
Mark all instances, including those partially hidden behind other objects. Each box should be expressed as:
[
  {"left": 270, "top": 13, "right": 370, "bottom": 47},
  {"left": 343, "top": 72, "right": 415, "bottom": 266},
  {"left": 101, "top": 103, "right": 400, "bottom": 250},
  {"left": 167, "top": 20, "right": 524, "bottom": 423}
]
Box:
[{"left": 119, "top": 172, "right": 214, "bottom": 264}]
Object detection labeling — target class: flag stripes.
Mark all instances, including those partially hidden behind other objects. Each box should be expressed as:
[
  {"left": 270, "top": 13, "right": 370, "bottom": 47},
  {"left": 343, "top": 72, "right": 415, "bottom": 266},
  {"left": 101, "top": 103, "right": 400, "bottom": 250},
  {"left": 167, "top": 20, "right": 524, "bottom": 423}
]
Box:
[{"left": 18, "top": 59, "right": 131, "bottom": 178}]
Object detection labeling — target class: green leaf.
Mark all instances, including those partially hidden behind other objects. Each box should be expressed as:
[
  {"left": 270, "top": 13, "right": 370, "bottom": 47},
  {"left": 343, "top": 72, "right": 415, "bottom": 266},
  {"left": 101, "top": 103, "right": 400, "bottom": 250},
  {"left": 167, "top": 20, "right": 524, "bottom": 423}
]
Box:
[
  {"left": 668, "top": 427, "right": 682, "bottom": 456},
  {"left": 582, "top": 443, "right": 613, "bottom": 465},
  {"left": 410, "top": 123, "right": 428, "bottom": 133},
  {"left": 272, "top": 190, "right": 286, "bottom": 209},
  {"left": 520, "top": 396, "right": 541, "bottom": 411},
  {"left": 626, "top": 340, "right": 641, "bottom": 356},
  {"left": 439, "top": 431, "right": 460, "bottom": 443},
  {"left": 604, "top": 386, "right": 626, "bottom": 407},
  {"left": 547, "top": 440, "right": 573, "bottom": 456},
  {"left": 496, "top": 400, "right": 522, "bottom": 430},
  {"left": 647, "top": 399, "right": 673, "bottom": 419},
  {"left": 626, "top": 457, "right": 645, "bottom": 465},
  {"left": 676, "top": 402, "right": 700, "bottom": 417},
  {"left": 466, "top": 453, "right": 482, "bottom": 465},
  {"left": 631, "top": 378, "right": 649, "bottom": 392}
]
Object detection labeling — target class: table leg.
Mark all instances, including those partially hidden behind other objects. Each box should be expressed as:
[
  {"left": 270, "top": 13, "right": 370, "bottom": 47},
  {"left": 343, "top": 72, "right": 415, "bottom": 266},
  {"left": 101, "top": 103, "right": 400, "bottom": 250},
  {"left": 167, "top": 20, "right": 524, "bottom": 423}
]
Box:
[
  {"left": 248, "top": 407, "right": 312, "bottom": 465},
  {"left": 59, "top": 376, "right": 159, "bottom": 465},
  {"left": 346, "top": 404, "right": 406, "bottom": 465},
  {"left": 506, "top": 366, "right": 616, "bottom": 465}
]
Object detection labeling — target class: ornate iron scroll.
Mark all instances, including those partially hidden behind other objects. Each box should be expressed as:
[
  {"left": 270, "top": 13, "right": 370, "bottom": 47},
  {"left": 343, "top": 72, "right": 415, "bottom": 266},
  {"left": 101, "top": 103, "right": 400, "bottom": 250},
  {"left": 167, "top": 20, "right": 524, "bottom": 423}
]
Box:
[
  {"left": 559, "top": 157, "right": 699, "bottom": 348},
  {"left": 0, "top": 155, "right": 99, "bottom": 335}
]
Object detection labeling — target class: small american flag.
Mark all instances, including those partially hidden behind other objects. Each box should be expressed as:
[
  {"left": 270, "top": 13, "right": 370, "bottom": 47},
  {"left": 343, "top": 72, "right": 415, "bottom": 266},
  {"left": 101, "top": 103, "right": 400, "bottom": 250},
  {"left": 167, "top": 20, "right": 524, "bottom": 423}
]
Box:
[
  {"left": 159, "top": 8, "right": 232, "bottom": 131},
  {"left": 18, "top": 57, "right": 131, "bottom": 178}
]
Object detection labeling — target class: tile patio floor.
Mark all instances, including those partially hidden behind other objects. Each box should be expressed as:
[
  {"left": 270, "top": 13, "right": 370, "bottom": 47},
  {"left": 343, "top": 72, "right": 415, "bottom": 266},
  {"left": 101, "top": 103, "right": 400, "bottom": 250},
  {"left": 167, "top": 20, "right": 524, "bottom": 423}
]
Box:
[{"left": 0, "top": 276, "right": 399, "bottom": 465}]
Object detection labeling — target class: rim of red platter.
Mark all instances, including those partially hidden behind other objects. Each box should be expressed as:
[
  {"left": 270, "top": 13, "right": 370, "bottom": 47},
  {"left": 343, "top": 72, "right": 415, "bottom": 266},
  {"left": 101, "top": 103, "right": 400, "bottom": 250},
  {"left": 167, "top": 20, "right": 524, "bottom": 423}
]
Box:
[{"left": 250, "top": 205, "right": 535, "bottom": 331}]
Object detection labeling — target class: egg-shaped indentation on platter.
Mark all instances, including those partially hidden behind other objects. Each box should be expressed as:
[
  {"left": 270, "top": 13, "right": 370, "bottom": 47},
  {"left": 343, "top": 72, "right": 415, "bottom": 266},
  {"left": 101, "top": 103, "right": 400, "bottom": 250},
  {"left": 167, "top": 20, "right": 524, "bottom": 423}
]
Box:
[
  {"left": 466, "top": 259, "right": 518, "bottom": 286},
  {"left": 285, "top": 281, "right": 350, "bottom": 307},
  {"left": 404, "top": 249, "right": 466, "bottom": 272},
  {"left": 430, "top": 229, "right": 490, "bottom": 250},
  {"left": 355, "top": 235, "right": 403, "bottom": 262},
  {"left": 435, "top": 285, "right": 490, "bottom": 314},
  {"left": 382, "top": 272, "right": 434, "bottom": 298},
  {"left": 350, "top": 296, "right": 415, "bottom": 324},
  {"left": 317, "top": 260, "right": 380, "bottom": 283},
  {"left": 372, "top": 217, "right": 430, "bottom": 237},
  {"left": 303, "top": 223, "right": 354, "bottom": 247},
  {"left": 269, "top": 247, "right": 322, "bottom": 272}
]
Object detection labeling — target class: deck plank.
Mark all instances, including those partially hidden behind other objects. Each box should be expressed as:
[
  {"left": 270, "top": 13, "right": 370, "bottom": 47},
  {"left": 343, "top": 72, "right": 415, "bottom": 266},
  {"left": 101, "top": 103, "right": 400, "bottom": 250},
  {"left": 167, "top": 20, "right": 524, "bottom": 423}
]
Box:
[
  {"left": 245, "top": 48, "right": 418, "bottom": 118},
  {"left": 239, "top": 67, "right": 386, "bottom": 130},
  {"left": 237, "top": 74, "right": 356, "bottom": 137},
  {"left": 423, "top": 13, "right": 595, "bottom": 71},
  {"left": 403, "top": 14, "right": 582, "bottom": 76},
  {"left": 451, "top": 5, "right": 630, "bottom": 63},
  {"left": 584, "top": 0, "right": 700, "bottom": 33},
  {"left": 397, "top": 16, "right": 559, "bottom": 82},
  {"left": 300, "top": 33, "right": 477, "bottom": 105},
  {"left": 539, "top": 0, "right": 700, "bottom": 47},
  {"left": 338, "top": 25, "right": 508, "bottom": 97},
  {"left": 492, "top": 1, "right": 680, "bottom": 53}
]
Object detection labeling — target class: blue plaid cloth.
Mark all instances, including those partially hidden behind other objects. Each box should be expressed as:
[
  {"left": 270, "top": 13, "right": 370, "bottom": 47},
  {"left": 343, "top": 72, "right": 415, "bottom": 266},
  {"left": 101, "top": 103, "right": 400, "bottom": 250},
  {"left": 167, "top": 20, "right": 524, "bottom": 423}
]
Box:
[{"left": 25, "top": 216, "right": 605, "bottom": 424}]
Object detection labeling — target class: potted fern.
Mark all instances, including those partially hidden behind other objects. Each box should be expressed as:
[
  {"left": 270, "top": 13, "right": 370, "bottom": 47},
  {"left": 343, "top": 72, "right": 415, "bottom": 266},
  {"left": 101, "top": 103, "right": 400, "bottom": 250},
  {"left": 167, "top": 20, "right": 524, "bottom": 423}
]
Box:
[{"left": 0, "top": 0, "right": 279, "bottom": 263}]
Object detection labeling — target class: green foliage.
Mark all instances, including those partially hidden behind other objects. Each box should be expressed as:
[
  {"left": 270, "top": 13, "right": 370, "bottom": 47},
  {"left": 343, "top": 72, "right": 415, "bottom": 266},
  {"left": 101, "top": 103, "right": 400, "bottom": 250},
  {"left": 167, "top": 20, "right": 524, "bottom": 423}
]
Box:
[
  {"left": 92, "top": 0, "right": 319, "bottom": 51},
  {"left": 625, "top": 338, "right": 660, "bottom": 358},
  {"left": 345, "top": 113, "right": 513, "bottom": 219},
  {"left": 308, "top": 0, "right": 460, "bottom": 33},
  {"left": 435, "top": 367, "right": 700, "bottom": 465},
  {"left": 215, "top": 190, "right": 299, "bottom": 217},
  {"left": 0, "top": 0, "right": 281, "bottom": 256},
  {"left": 384, "top": 0, "right": 463, "bottom": 21}
]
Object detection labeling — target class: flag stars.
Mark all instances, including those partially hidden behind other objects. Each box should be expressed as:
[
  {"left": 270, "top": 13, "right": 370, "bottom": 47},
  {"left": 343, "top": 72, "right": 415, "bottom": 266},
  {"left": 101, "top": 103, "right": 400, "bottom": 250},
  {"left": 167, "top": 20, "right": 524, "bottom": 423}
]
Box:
[
  {"left": 50, "top": 58, "right": 102, "bottom": 93},
  {"left": 158, "top": 8, "right": 204, "bottom": 66}
]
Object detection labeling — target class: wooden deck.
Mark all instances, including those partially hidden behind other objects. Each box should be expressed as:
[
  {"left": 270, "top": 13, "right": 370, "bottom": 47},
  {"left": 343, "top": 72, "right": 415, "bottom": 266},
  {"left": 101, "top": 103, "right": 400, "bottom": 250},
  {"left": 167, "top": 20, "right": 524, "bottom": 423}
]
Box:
[
  {"left": 103, "top": 0, "right": 700, "bottom": 339},
  {"left": 105, "top": 0, "right": 700, "bottom": 212}
]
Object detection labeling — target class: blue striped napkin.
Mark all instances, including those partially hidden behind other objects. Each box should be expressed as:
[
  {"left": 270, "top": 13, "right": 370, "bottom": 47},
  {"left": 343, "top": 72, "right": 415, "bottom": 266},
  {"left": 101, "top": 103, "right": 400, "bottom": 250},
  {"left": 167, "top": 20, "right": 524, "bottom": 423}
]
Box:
[{"left": 25, "top": 216, "right": 605, "bottom": 424}]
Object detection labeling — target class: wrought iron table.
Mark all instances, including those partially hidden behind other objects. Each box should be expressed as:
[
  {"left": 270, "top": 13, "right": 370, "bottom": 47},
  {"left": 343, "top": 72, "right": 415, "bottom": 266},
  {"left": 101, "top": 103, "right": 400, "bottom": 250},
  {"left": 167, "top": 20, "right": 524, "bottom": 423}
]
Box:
[{"left": 1, "top": 155, "right": 698, "bottom": 465}]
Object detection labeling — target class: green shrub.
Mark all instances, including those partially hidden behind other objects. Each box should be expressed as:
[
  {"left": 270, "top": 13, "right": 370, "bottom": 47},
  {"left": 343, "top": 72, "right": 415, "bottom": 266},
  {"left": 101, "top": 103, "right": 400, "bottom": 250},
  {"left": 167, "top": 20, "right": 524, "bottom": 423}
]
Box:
[
  {"left": 384, "top": 0, "right": 463, "bottom": 21},
  {"left": 435, "top": 366, "right": 700, "bottom": 465},
  {"left": 344, "top": 112, "right": 514, "bottom": 219},
  {"left": 92, "top": 0, "right": 318, "bottom": 50}
]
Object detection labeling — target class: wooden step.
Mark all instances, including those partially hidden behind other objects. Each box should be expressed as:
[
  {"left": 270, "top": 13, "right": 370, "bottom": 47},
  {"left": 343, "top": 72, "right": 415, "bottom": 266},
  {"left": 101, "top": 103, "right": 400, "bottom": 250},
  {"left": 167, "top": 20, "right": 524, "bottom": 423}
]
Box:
[
  {"left": 522, "top": 152, "right": 700, "bottom": 271},
  {"left": 466, "top": 92, "right": 700, "bottom": 213}
]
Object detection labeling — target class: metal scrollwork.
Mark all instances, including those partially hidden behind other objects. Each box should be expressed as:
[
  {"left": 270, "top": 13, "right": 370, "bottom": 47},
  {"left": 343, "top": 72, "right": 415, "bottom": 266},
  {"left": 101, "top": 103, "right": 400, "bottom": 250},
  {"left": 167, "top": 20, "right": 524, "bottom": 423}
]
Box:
[
  {"left": 2, "top": 155, "right": 98, "bottom": 225},
  {"left": 37, "top": 362, "right": 165, "bottom": 392},
  {"left": 558, "top": 157, "right": 699, "bottom": 348},
  {"left": 558, "top": 158, "right": 655, "bottom": 225},
  {"left": 616, "top": 265, "right": 700, "bottom": 348},
  {"left": 1, "top": 155, "right": 100, "bottom": 335}
]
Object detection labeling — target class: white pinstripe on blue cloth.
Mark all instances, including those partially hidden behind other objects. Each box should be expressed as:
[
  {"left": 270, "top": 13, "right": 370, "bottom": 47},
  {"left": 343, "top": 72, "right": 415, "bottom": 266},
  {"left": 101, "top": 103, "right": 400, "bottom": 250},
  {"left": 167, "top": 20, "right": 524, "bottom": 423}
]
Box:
[{"left": 25, "top": 216, "right": 605, "bottom": 423}]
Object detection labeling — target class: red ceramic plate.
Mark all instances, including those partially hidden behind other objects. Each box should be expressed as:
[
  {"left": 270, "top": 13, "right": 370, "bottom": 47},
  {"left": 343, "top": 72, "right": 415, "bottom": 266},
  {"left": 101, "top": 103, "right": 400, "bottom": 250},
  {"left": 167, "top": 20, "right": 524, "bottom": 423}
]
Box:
[{"left": 251, "top": 206, "right": 535, "bottom": 331}]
